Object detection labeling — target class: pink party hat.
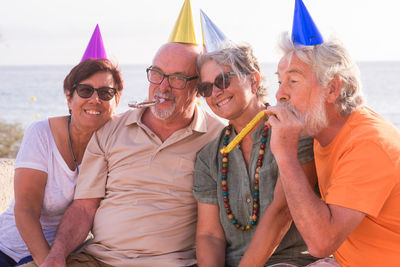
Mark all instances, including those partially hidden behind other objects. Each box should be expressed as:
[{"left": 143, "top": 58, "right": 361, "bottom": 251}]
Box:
[{"left": 81, "top": 24, "right": 108, "bottom": 62}]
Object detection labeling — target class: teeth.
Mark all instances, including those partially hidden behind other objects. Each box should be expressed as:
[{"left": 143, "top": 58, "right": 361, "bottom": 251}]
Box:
[
  {"left": 86, "top": 110, "right": 100, "bottom": 115},
  {"left": 217, "top": 98, "right": 231, "bottom": 107}
]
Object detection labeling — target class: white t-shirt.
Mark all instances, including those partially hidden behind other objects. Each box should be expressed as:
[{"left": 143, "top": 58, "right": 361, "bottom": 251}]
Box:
[{"left": 0, "top": 119, "right": 78, "bottom": 262}]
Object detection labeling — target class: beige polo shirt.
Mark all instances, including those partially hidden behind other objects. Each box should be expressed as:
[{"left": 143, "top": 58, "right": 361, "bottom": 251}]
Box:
[{"left": 74, "top": 106, "right": 225, "bottom": 267}]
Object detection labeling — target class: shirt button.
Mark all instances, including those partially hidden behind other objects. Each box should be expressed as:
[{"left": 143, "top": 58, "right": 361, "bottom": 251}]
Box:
[
  {"left": 246, "top": 198, "right": 251, "bottom": 203},
  {"left": 150, "top": 133, "right": 155, "bottom": 137}
]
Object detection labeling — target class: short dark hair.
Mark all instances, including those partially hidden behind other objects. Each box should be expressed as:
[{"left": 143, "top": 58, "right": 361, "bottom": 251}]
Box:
[{"left": 64, "top": 59, "right": 123, "bottom": 100}]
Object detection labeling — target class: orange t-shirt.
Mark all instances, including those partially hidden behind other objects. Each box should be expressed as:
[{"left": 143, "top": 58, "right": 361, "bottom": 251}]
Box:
[{"left": 314, "top": 107, "right": 400, "bottom": 267}]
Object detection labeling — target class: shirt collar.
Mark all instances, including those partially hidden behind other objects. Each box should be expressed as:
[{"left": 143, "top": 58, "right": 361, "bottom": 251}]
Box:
[{"left": 125, "top": 108, "right": 145, "bottom": 126}]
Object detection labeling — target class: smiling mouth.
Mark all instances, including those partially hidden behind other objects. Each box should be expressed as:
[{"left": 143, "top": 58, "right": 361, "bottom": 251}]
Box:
[
  {"left": 84, "top": 109, "right": 100, "bottom": 115},
  {"left": 216, "top": 96, "right": 232, "bottom": 108}
]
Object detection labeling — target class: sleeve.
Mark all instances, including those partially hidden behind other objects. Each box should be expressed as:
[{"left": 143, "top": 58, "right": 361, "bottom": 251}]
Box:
[
  {"left": 74, "top": 129, "right": 108, "bottom": 199},
  {"left": 14, "top": 120, "right": 49, "bottom": 173},
  {"left": 192, "top": 142, "right": 218, "bottom": 205},
  {"left": 325, "top": 141, "right": 396, "bottom": 217},
  {"left": 297, "top": 136, "right": 314, "bottom": 165}
]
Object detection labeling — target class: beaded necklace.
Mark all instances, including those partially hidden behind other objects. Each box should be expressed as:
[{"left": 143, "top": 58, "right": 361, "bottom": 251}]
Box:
[{"left": 221, "top": 121, "right": 269, "bottom": 231}]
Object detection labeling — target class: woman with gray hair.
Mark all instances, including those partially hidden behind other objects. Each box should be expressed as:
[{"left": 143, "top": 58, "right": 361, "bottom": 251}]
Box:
[{"left": 193, "top": 42, "right": 320, "bottom": 267}]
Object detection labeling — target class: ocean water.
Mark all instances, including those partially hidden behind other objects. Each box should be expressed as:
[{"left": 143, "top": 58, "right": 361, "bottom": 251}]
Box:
[{"left": 0, "top": 62, "right": 399, "bottom": 129}]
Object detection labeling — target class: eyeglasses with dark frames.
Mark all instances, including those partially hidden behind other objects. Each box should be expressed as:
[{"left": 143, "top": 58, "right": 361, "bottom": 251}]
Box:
[
  {"left": 146, "top": 67, "right": 198, "bottom": 90},
  {"left": 72, "top": 84, "right": 117, "bottom": 101},
  {"left": 197, "top": 72, "right": 247, "bottom": 97}
]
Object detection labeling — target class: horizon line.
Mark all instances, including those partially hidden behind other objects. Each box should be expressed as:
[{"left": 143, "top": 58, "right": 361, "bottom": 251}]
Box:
[{"left": 1, "top": 60, "right": 400, "bottom": 67}]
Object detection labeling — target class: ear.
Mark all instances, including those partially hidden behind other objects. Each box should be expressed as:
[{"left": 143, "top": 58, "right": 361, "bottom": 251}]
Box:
[
  {"left": 250, "top": 72, "right": 261, "bottom": 94},
  {"left": 326, "top": 76, "right": 342, "bottom": 103}
]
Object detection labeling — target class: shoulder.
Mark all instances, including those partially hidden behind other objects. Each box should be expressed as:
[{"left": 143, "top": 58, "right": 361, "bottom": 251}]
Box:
[
  {"left": 324, "top": 107, "right": 400, "bottom": 176},
  {"left": 347, "top": 107, "right": 398, "bottom": 136},
  {"left": 196, "top": 106, "right": 227, "bottom": 135},
  {"left": 96, "top": 109, "right": 136, "bottom": 137},
  {"left": 197, "top": 127, "right": 226, "bottom": 159},
  {"left": 27, "top": 118, "right": 50, "bottom": 131},
  {"left": 203, "top": 109, "right": 226, "bottom": 127},
  {"left": 23, "top": 119, "right": 51, "bottom": 139},
  {"left": 346, "top": 107, "right": 400, "bottom": 153}
]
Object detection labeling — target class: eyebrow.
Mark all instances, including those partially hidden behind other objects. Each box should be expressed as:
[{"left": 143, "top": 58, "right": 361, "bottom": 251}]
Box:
[
  {"left": 288, "top": 69, "right": 304, "bottom": 75},
  {"left": 275, "top": 69, "right": 305, "bottom": 76},
  {"left": 151, "top": 65, "right": 188, "bottom": 76}
]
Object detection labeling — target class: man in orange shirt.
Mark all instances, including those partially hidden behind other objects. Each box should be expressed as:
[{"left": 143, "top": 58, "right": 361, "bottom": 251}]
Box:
[{"left": 266, "top": 32, "right": 400, "bottom": 267}]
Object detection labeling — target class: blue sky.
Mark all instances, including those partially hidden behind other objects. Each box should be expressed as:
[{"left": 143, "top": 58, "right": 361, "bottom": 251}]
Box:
[{"left": 1, "top": 0, "right": 399, "bottom": 65}]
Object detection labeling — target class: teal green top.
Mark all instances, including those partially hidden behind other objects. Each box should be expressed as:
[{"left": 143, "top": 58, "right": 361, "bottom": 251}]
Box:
[{"left": 193, "top": 121, "right": 318, "bottom": 266}]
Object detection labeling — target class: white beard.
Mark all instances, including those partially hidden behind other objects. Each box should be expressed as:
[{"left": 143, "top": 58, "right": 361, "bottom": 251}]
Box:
[
  {"left": 150, "top": 89, "right": 176, "bottom": 120},
  {"left": 278, "top": 94, "right": 328, "bottom": 137}
]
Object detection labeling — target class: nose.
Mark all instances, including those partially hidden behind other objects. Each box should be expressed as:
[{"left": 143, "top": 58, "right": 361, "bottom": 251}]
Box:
[
  {"left": 88, "top": 90, "right": 101, "bottom": 103},
  {"left": 211, "top": 84, "right": 224, "bottom": 97},
  {"left": 159, "top": 76, "right": 171, "bottom": 93},
  {"left": 275, "top": 83, "right": 289, "bottom": 103}
]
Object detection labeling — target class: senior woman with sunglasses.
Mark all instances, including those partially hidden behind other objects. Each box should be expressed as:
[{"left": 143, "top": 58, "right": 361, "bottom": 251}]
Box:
[
  {"left": 193, "top": 43, "right": 319, "bottom": 267},
  {"left": 0, "top": 59, "right": 123, "bottom": 266}
]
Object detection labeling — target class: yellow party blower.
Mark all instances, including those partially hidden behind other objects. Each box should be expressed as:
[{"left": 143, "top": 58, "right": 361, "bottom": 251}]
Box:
[{"left": 220, "top": 110, "right": 269, "bottom": 154}]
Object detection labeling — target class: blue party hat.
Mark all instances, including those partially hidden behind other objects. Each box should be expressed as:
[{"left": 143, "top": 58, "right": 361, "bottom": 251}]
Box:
[
  {"left": 292, "top": 0, "right": 323, "bottom": 46},
  {"left": 200, "top": 9, "right": 228, "bottom": 52},
  {"left": 81, "top": 24, "right": 108, "bottom": 62}
]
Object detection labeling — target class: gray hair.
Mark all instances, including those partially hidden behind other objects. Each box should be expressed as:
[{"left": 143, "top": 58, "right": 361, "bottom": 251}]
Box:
[
  {"left": 197, "top": 41, "right": 268, "bottom": 103},
  {"left": 278, "top": 32, "right": 364, "bottom": 116}
]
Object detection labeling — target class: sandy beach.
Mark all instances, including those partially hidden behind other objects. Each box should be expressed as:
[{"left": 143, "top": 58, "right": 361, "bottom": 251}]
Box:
[{"left": 0, "top": 158, "right": 14, "bottom": 214}]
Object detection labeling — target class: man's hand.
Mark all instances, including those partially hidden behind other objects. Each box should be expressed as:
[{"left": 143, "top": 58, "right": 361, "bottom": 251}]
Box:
[{"left": 266, "top": 105, "right": 303, "bottom": 160}]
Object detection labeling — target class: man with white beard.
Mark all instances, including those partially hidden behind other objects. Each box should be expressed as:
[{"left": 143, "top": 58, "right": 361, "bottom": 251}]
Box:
[
  {"left": 35, "top": 42, "right": 224, "bottom": 267},
  {"left": 266, "top": 32, "right": 400, "bottom": 267}
]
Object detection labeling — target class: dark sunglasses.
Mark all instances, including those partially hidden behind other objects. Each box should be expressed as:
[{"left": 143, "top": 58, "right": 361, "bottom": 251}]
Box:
[
  {"left": 197, "top": 72, "right": 246, "bottom": 97},
  {"left": 72, "top": 84, "right": 117, "bottom": 101}
]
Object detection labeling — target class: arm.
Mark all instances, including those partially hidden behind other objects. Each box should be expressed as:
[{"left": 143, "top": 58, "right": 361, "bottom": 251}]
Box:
[
  {"left": 40, "top": 198, "right": 100, "bottom": 267},
  {"left": 266, "top": 106, "right": 365, "bottom": 257},
  {"left": 277, "top": 157, "right": 364, "bottom": 257},
  {"left": 238, "top": 179, "right": 291, "bottom": 267},
  {"left": 196, "top": 202, "right": 226, "bottom": 267},
  {"left": 14, "top": 168, "right": 50, "bottom": 265},
  {"left": 239, "top": 161, "right": 317, "bottom": 267}
]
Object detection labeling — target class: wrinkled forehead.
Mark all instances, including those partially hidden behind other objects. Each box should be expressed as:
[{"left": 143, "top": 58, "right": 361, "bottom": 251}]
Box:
[
  {"left": 277, "top": 52, "right": 312, "bottom": 76},
  {"left": 152, "top": 43, "right": 200, "bottom": 74}
]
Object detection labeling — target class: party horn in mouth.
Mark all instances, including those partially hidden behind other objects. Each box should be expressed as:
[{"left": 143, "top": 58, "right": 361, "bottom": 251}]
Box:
[
  {"left": 128, "top": 98, "right": 165, "bottom": 108},
  {"left": 220, "top": 110, "right": 269, "bottom": 154}
]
